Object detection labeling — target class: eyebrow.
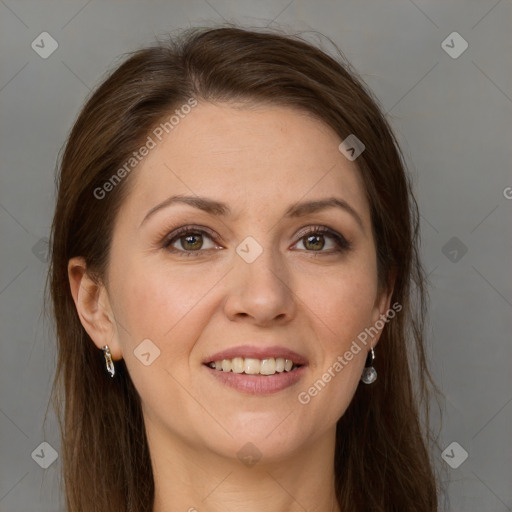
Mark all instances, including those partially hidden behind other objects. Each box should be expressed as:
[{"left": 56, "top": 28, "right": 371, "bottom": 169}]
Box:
[{"left": 140, "top": 194, "right": 365, "bottom": 232}]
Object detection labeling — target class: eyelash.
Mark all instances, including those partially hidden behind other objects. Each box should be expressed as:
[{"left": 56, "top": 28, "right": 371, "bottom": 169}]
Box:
[{"left": 161, "top": 225, "right": 352, "bottom": 257}]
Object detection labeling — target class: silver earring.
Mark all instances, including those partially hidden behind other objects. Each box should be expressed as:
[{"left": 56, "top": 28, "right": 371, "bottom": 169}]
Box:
[
  {"left": 102, "top": 345, "right": 115, "bottom": 378},
  {"left": 361, "top": 346, "right": 377, "bottom": 384}
]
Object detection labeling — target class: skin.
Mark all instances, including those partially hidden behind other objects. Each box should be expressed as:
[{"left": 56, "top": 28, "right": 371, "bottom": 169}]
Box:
[{"left": 68, "top": 102, "right": 394, "bottom": 512}]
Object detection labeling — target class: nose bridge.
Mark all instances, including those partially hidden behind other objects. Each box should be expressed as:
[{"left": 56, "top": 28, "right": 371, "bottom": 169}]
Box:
[
  {"left": 225, "top": 232, "right": 295, "bottom": 323},
  {"left": 239, "top": 235, "right": 284, "bottom": 285}
]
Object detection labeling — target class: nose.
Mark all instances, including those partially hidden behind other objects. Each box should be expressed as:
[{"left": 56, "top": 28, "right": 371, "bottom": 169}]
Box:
[{"left": 223, "top": 242, "right": 297, "bottom": 326}]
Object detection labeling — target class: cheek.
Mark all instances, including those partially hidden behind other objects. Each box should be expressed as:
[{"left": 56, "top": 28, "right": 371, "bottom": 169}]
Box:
[
  {"left": 110, "top": 256, "right": 225, "bottom": 360},
  {"left": 297, "top": 274, "right": 375, "bottom": 425},
  {"left": 298, "top": 258, "right": 379, "bottom": 343},
  {"left": 109, "top": 261, "right": 211, "bottom": 409}
]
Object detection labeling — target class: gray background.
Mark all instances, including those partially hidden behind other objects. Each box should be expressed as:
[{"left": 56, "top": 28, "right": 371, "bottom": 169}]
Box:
[{"left": 0, "top": 0, "right": 511, "bottom": 510}]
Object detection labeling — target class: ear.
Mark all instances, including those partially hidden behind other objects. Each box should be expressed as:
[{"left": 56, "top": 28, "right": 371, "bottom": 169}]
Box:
[
  {"left": 68, "top": 256, "right": 123, "bottom": 360},
  {"left": 370, "top": 266, "right": 398, "bottom": 347}
]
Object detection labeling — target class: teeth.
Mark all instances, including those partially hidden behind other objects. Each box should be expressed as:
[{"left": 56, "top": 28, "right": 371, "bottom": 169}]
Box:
[
  {"left": 221, "top": 359, "right": 232, "bottom": 372},
  {"left": 207, "top": 357, "right": 300, "bottom": 375},
  {"left": 260, "top": 358, "right": 275, "bottom": 375},
  {"left": 244, "top": 358, "right": 261, "bottom": 374},
  {"left": 232, "top": 357, "right": 244, "bottom": 373}
]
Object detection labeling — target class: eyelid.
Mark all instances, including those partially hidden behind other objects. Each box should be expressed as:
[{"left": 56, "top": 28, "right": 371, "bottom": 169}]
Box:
[
  {"left": 293, "top": 225, "right": 352, "bottom": 251},
  {"left": 161, "top": 225, "right": 221, "bottom": 248},
  {"left": 162, "top": 223, "right": 351, "bottom": 255}
]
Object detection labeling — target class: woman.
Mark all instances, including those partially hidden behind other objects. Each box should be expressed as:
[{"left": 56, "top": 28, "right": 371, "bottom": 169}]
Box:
[{"left": 47, "top": 26, "right": 441, "bottom": 511}]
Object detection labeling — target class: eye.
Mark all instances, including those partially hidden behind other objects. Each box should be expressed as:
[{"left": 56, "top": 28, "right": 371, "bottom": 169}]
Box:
[
  {"left": 163, "top": 226, "right": 220, "bottom": 256},
  {"left": 292, "top": 226, "right": 351, "bottom": 254},
  {"left": 162, "top": 225, "right": 351, "bottom": 257}
]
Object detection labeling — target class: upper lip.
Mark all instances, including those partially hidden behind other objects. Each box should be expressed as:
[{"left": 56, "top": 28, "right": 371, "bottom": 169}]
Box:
[{"left": 203, "top": 345, "right": 308, "bottom": 366}]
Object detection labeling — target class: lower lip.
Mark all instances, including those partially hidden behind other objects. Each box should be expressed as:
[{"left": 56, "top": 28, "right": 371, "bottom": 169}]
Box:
[{"left": 204, "top": 365, "right": 307, "bottom": 395}]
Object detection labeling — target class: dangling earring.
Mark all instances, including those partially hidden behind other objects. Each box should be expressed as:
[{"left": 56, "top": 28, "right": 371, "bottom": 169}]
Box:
[
  {"left": 361, "top": 346, "right": 377, "bottom": 384},
  {"left": 102, "top": 345, "right": 115, "bottom": 378}
]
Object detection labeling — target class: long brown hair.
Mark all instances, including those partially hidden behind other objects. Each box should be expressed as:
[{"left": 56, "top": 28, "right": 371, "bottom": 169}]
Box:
[{"left": 46, "top": 25, "right": 443, "bottom": 511}]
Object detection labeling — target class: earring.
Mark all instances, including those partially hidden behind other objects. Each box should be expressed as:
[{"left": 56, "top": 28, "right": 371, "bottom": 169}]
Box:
[
  {"left": 102, "top": 345, "right": 115, "bottom": 378},
  {"left": 361, "top": 346, "right": 377, "bottom": 384}
]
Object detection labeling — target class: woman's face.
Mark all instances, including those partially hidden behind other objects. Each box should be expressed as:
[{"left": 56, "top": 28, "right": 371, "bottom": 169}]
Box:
[{"left": 92, "top": 102, "right": 392, "bottom": 462}]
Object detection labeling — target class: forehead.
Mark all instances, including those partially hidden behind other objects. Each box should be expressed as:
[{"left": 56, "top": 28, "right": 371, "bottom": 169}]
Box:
[{"left": 122, "top": 102, "right": 370, "bottom": 225}]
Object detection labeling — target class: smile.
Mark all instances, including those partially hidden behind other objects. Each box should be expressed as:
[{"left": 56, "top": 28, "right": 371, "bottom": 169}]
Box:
[
  {"left": 206, "top": 357, "right": 302, "bottom": 375},
  {"left": 202, "top": 345, "right": 308, "bottom": 394}
]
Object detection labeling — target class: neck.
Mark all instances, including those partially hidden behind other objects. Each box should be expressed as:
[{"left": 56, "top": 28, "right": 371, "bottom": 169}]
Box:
[{"left": 148, "top": 422, "right": 341, "bottom": 512}]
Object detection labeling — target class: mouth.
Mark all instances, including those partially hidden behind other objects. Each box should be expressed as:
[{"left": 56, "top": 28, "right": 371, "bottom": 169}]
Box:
[
  {"left": 204, "top": 357, "right": 303, "bottom": 375},
  {"left": 202, "top": 345, "right": 308, "bottom": 394}
]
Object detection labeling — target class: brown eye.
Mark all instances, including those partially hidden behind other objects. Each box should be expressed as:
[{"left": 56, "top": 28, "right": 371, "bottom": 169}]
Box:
[
  {"left": 303, "top": 233, "right": 326, "bottom": 251},
  {"left": 178, "top": 233, "right": 204, "bottom": 251},
  {"left": 163, "top": 226, "right": 219, "bottom": 256},
  {"left": 294, "top": 227, "right": 351, "bottom": 253}
]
